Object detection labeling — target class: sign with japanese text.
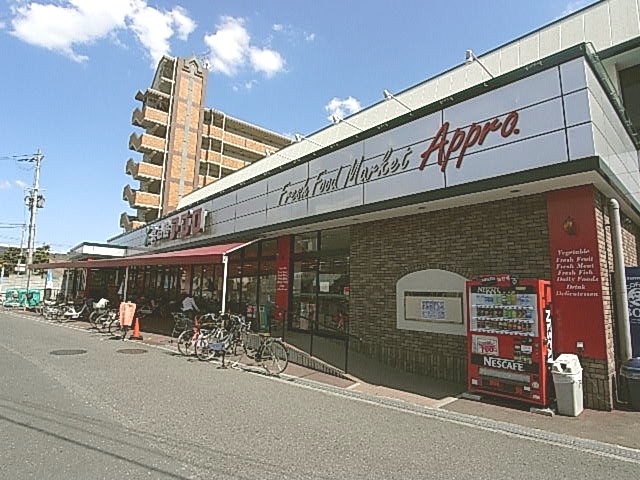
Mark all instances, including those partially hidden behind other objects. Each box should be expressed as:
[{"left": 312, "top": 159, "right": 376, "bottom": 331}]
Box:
[{"left": 145, "top": 208, "right": 207, "bottom": 246}]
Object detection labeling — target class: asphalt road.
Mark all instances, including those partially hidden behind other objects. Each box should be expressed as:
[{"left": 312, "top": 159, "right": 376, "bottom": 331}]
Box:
[{"left": 1, "top": 310, "right": 639, "bottom": 480}]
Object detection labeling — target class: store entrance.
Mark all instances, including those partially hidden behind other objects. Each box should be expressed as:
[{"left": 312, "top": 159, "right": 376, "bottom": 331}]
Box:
[{"left": 284, "top": 229, "right": 350, "bottom": 372}]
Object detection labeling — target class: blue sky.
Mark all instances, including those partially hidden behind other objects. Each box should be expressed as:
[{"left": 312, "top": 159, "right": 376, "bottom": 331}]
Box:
[{"left": 0, "top": 0, "right": 596, "bottom": 252}]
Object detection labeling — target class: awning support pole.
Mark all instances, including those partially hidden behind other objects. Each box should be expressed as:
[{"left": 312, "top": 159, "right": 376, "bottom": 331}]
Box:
[
  {"left": 64, "top": 270, "right": 69, "bottom": 301},
  {"left": 123, "top": 266, "right": 129, "bottom": 302},
  {"left": 221, "top": 255, "right": 229, "bottom": 313}
]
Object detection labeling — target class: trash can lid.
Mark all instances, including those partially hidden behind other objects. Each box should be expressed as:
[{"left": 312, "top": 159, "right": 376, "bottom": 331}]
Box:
[
  {"left": 622, "top": 357, "right": 640, "bottom": 372},
  {"left": 552, "top": 353, "right": 582, "bottom": 374}
]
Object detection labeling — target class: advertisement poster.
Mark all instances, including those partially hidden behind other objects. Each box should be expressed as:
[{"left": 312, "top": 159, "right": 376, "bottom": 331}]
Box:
[
  {"left": 471, "top": 335, "right": 499, "bottom": 356},
  {"left": 421, "top": 299, "right": 445, "bottom": 321},
  {"left": 625, "top": 267, "right": 640, "bottom": 357}
]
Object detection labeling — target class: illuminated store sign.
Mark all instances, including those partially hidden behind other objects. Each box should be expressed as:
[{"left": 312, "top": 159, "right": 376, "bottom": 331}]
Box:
[{"left": 145, "top": 208, "right": 207, "bottom": 246}]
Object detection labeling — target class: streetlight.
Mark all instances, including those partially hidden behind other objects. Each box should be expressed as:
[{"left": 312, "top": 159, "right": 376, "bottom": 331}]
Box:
[
  {"left": 465, "top": 49, "right": 495, "bottom": 79},
  {"left": 383, "top": 89, "right": 412, "bottom": 112},
  {"left": 331, "top": 115, "right": 364, "bottom": 131}
]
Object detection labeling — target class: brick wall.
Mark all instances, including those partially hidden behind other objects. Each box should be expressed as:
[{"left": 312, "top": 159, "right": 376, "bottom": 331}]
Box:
[
  {"left": 350, "top": 194, "right": 550, "bottom": 384},
  {"left": 163, "top": 58, "right": 207, "bottom": 214}
]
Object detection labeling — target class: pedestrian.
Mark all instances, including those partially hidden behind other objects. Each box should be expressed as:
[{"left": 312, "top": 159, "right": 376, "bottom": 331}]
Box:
[{"left": 181, "top": 291, "right": 199, "bottom": 319}]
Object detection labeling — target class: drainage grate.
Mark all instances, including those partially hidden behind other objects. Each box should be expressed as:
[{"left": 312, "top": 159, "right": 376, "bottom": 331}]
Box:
[
  {"left": 116, "top": 348, "right": 147, "bottom": 355},
  {"left": 50, "top": 349, "right": 87, "bottom": 356}
]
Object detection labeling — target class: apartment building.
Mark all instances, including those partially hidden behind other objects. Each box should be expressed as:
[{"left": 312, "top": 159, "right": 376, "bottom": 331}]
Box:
[{"left": 121, "top": 56, "right": 292, "bottom": 231}]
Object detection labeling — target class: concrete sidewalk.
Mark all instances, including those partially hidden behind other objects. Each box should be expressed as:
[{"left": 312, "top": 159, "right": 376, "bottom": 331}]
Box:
[
  {"left": 20, "top": 312, "right": 640, "bottom": 452},
  {"left": 134, "top": 319, "right": 640, "bottom": 451}
]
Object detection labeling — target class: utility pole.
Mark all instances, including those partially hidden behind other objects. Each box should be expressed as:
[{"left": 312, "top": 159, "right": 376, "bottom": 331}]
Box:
[
  {"left": 17, "top": 224, "right": 26, "bottom": 272},
  {"left": 19, "top": 149, "right": 44, "bottom": 306}
]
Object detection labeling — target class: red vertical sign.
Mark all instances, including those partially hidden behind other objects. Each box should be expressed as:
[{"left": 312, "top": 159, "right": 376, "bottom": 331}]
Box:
[
  {"left": 275, "top": 235, "right": 292, "bottom": 321},
  {"left": 546, "top": 186, "right": 607, "bottom": 359}
]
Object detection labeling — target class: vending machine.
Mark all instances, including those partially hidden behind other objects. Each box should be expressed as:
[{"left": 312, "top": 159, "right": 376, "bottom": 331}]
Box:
[{"left": 467, "top": 275, "right": 553, "bottom": 406}]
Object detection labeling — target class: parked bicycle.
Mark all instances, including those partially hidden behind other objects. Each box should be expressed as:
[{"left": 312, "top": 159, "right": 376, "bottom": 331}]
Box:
[
  {"left": 194, "top": 313, "right": 248, "bottom": 362},
  {"left": 243, "top": 331, "right": 289, "bottom": 375},
  {"left": 177, "top": 313, "right": 223, "bottom": 356}
]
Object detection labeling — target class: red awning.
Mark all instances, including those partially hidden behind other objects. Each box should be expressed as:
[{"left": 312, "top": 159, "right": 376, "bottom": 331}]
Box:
[{"left": 30, "top": 242, "right": 250, "bottom": 270}]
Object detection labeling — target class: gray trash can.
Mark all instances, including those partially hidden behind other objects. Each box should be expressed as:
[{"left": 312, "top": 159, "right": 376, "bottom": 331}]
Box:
[
  {"left": 620, "top": 358, "right": 640, "bottom": 411},
  {"left": 552, "top": 354, "right": 584, "bottom": 416}
]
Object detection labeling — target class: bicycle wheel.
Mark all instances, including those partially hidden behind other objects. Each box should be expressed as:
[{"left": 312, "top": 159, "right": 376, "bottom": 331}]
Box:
[
  {"left": 97, "top": 313, "right": 113, "bottom": 333},
  {"left": 109, "top": 320, "right": 125, "bottom": 338},
  {"left": 235, "top": 330, "right": 251, "bottom": 357},
  {"left": 261, "top": 340, "right": 289, "bottom": 375},
  {"left": 177, "top": 328, "right": 196, "bottom": 356},
  {"left": 89, "top": 310, "right": 101, "bottom": 328},
  {"left": 194, "top": 334, "right": 215, "bottom": 361}
]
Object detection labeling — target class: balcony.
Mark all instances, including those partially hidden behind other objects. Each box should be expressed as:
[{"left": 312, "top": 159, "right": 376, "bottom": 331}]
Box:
[
  {"left": 131, "top": 106, "right": 168, "bottom": 128},
  {"left": 126, "top": 158, "right": 162, "bottom": 181},
  {"left": 119, "top": 212, "right": 144, "bottom": 232},
  {"left": 200, "top": 150, "right": 248, "bottom": 170},
  {"left": 129, "top": 132, "right": 165, "bottom": 154},
  {"left": 122, "top": 184, "right": 160, "bottom": 210},
  {"left": 204, "top": 125, "right": 273, "bottom": 157},
  {"left": 198, "top": 174, "right": 218, "bottom": 187}
]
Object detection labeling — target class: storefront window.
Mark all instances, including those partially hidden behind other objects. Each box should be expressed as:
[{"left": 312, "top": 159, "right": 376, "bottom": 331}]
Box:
[
  {"left": 291, "top": 258, "right": 318, "bottom": 332},
  {"left": 294, "top": 232, "right": 318, "bottom": 254},
  {"left": 261, "top": 239, "right": 278, "bottom": 257},
  {"left": 227, "top": 252, "right": 243, "bottom": 315},
  {"left": 317, "top": 255, "right": 349, "bottom": 336},
  {"left": 244, "top": 242, "right": 259, "bottom": 259},
  {"left": 192, "top": 265, "right": 203, "bottom": 297},
  {"left": 242, "top": 261, "right": 259, "bottom": 326},
  {"left": 320, "top": 227, "right": 350, "bottom": 253},
  {"left": 258, "top": 258, "right": 277, "bottom": 334}
]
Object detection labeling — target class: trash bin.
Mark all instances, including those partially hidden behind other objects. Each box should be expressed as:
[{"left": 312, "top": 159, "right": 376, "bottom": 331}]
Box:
[
  {"left": 620, "top": 358, "right": 640, "bottom": 411},
  {"left": 552, "top": 353, "right": 584, "bottom": 416}
]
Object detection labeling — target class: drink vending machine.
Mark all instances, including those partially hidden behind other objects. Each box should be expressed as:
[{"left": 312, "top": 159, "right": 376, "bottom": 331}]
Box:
[{"left": 466, "top": 275, "right": 553, "bottom": 406}]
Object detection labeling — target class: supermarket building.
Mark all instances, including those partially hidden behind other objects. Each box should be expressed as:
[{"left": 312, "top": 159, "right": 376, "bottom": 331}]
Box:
[{"left": 48, "top": 1, "right": 640, "bottom": 410}]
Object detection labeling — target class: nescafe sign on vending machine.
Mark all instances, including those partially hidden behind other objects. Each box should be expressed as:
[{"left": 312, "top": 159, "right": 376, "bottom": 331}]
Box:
[{"left": 467, "top": 275, "right": 553, "bottom": 406}]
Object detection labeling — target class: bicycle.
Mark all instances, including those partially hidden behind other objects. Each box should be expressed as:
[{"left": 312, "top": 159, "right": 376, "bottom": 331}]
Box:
[
  {"left": 177, "top": 313, "right": 223, "bottom": 356},
  {"left": 170, "top": 312, "right": 193, "bottom": 340},
  {"left": 243, "top": 332, "right": 289, "bottom": 375},
  {"left": 194, "top": 314, "right": 248, "bottom": 362}
]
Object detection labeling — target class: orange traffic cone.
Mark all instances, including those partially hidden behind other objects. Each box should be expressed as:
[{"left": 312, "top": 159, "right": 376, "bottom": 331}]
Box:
[{"left": 130, "top": 316, "right": 143, "bottom": 341}]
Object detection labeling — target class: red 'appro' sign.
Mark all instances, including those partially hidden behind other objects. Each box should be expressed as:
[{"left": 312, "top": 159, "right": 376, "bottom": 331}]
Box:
[{"left": 419, "top": 111, "right": 520, "bottom": 172}]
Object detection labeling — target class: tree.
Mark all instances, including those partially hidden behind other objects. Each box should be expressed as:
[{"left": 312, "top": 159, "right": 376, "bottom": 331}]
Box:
[
  {"left": 1, "top": 247, "right": 25, "bottom": 276},
  {"left": 32, "top": 245, "right": 51, "bottom": 275}
]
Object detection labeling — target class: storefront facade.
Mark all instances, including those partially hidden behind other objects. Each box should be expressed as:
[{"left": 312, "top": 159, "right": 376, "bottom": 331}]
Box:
[{"left": 45, "top": 14, "right": 640, "bottom": 412}]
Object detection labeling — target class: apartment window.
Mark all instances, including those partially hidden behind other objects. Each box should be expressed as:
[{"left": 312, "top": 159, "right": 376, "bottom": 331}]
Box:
[{"left": 619, "top": 65, "right": 640, "bottom": 132}]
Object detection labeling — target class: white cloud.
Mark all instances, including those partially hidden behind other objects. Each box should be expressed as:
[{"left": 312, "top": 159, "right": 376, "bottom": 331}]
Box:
[
  {"left": 170, "top": 6, "right": 195, "bottom": 40},
  {"left": 324, "top": 96, "right": 362, "bottom": 121},
  {"left": 272, "top": 23, "right": 283, "bottom": 32},
  {"left": 304, "top": 32, "right": 315, "bottom": 42},
  {"left": 244, "top": 80, "right": 257, "bottom": 90},
  {"left": 562, "top": 0, "right": 594, "bottom": 16},
  {"left": 0, "top": 180, "right": 11, "bottom": 190},
  {"left": 249, "top": 47, "right": 284, "bottom": 78},
  {"left": 204, "top": 16, "right": 285, "bottom": 78},
  {"left": 9, "top": 0, "right": 196, "bottom": 64},
  {"left": 14, "top": 180, "right": 29, "bottom": 188},
  {"left": 204, "top": 16, "right": 250, "bottom": 76}
]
